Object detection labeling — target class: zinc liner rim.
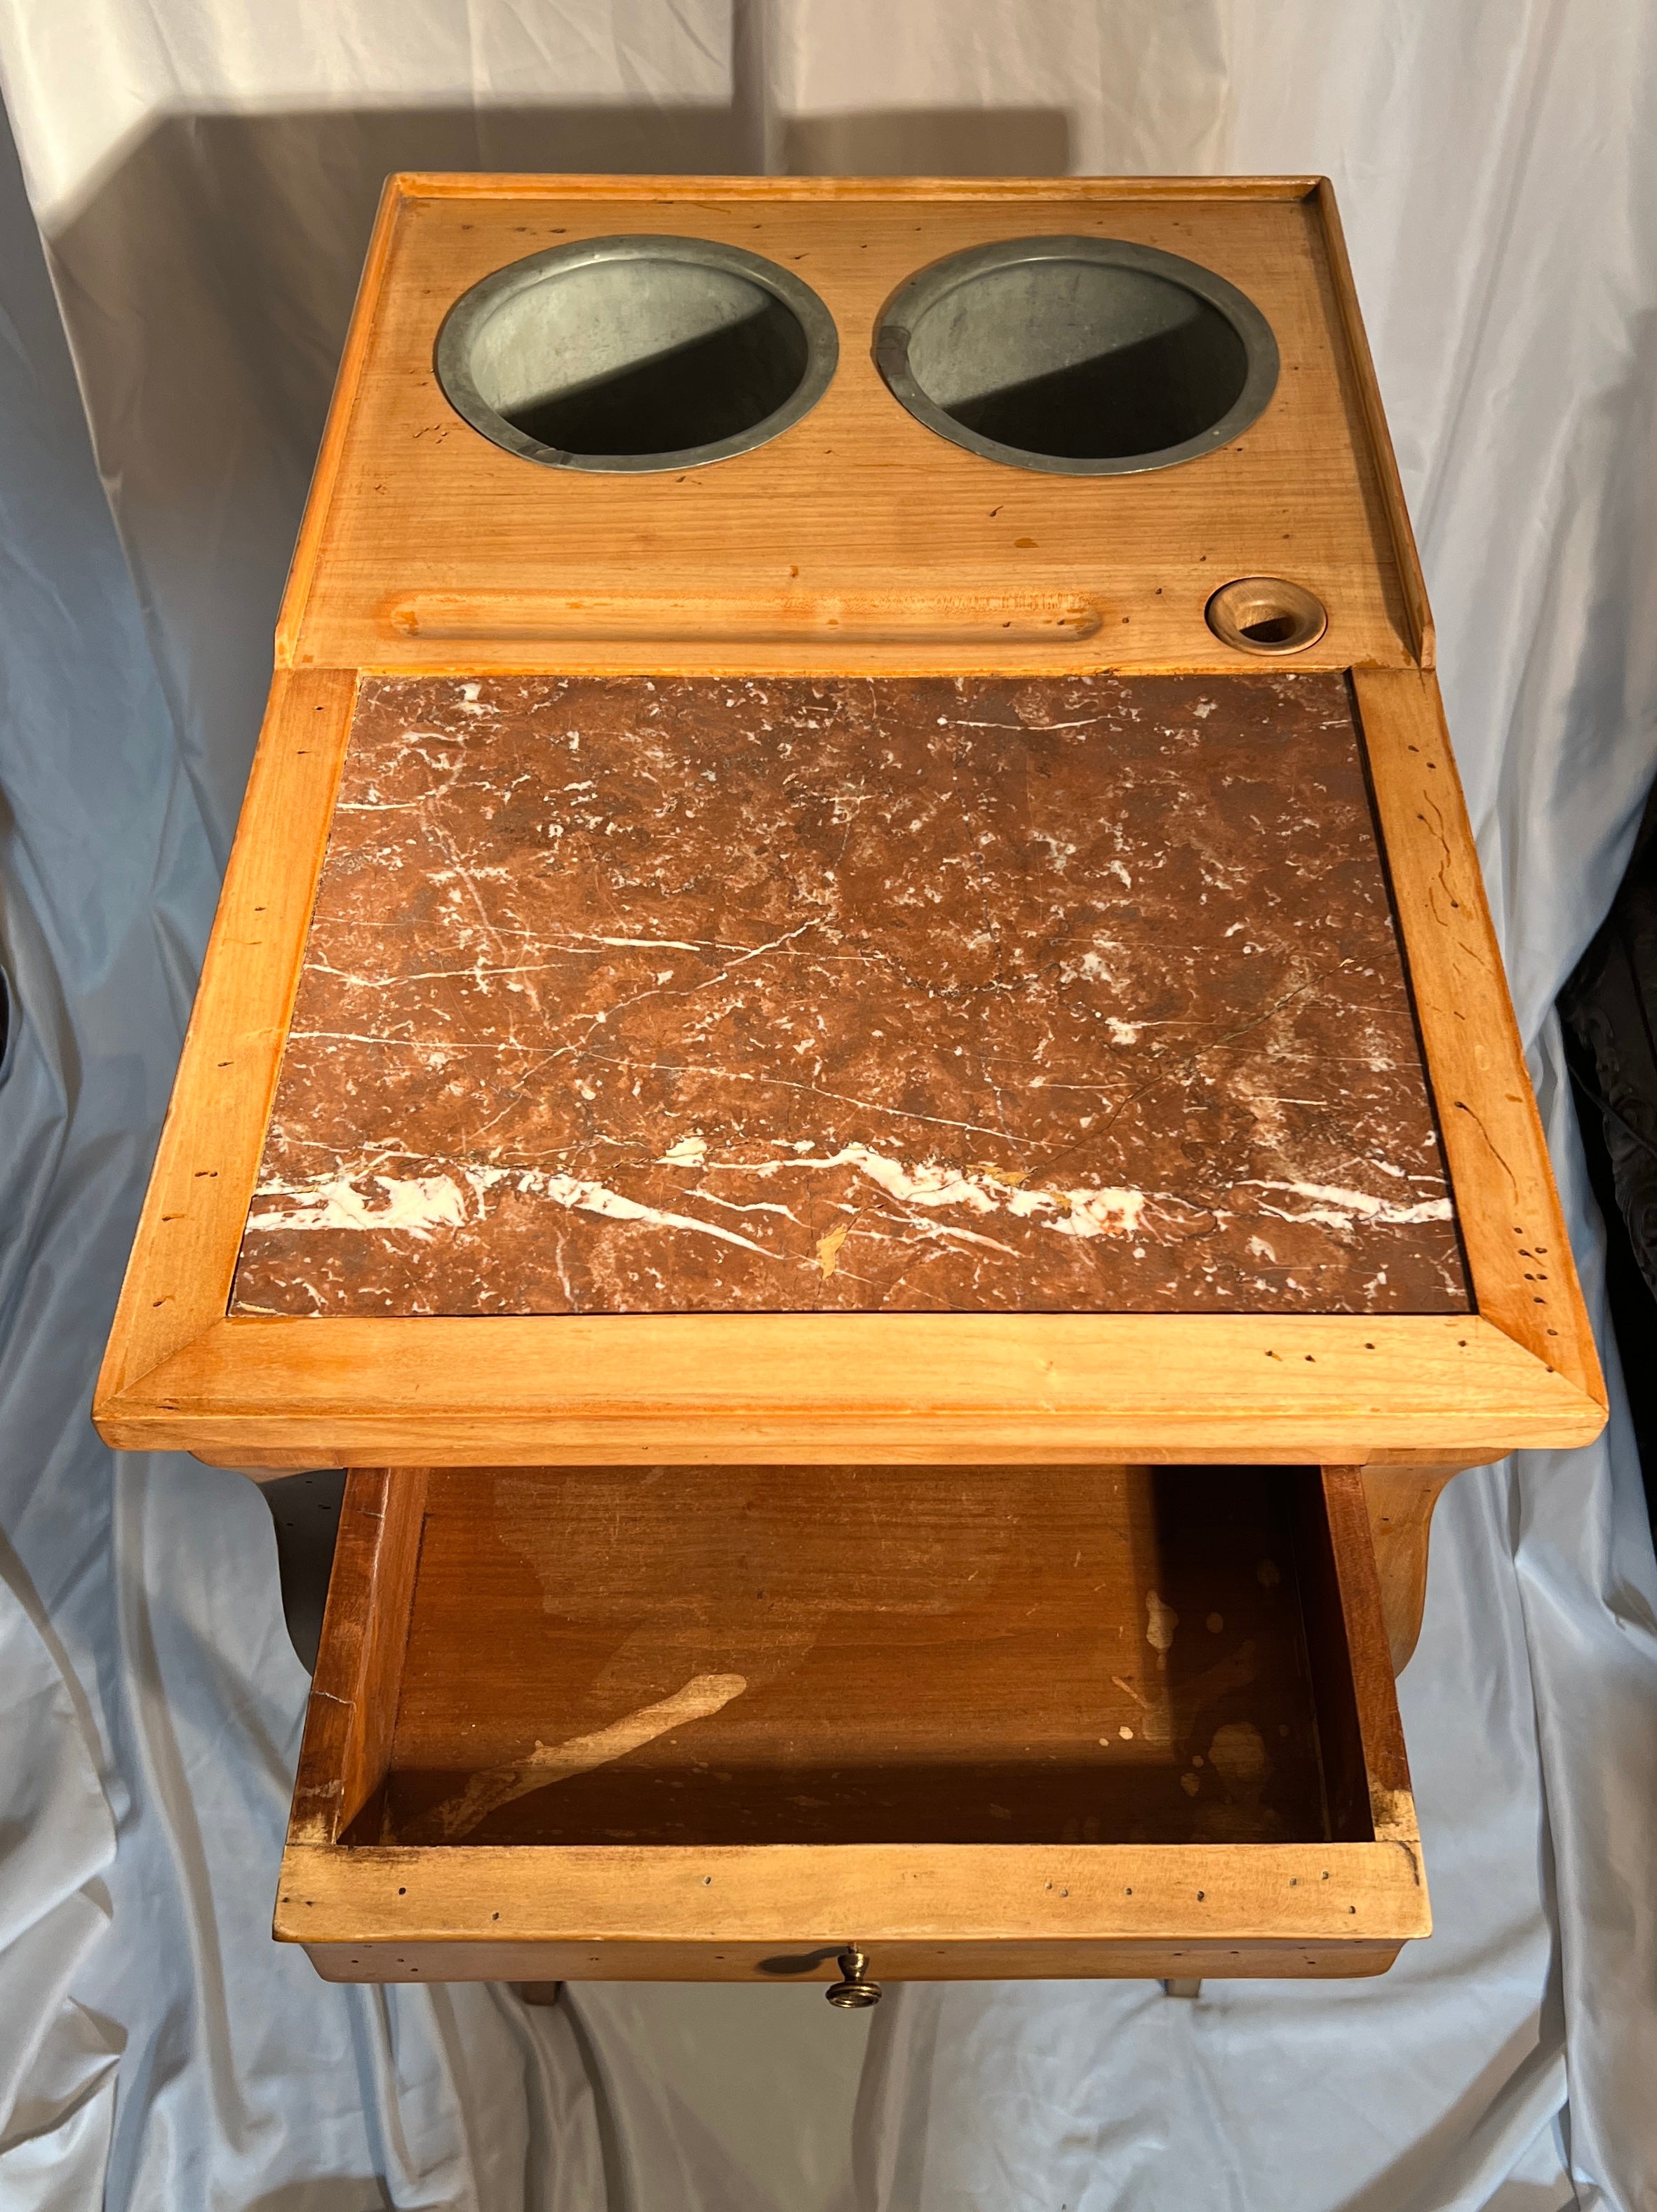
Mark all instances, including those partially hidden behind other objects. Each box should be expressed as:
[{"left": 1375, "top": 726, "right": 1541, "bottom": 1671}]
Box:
[
  {"left": 435, "top": 234, "right": 841, "bottom": 475},
  {"left": 873, "top": 235, "right": 1281, "bottom": 477}
]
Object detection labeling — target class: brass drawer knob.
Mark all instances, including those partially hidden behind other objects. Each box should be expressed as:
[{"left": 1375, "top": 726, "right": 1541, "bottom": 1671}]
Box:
[{"left": 826, "top": 1946, "right": 882, "bottom": 2009}]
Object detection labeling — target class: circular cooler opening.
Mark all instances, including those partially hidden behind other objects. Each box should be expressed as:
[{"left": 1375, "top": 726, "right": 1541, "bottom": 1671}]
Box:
[
  {"left": 436, "top": 236, "right": 839, "bottom": 472},
  {"left": 876, "top": 238, "right": 1278, "bottom": 475}
]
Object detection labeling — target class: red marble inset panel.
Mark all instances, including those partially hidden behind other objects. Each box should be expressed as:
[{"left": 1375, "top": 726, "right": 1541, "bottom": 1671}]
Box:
[{"left": 232, "top": 673, "right": 1468, "bottom": 1316}]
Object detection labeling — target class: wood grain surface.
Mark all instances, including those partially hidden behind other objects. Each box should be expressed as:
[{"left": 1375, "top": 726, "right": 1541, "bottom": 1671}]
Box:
[
  {"left": 279, "top": 177, "right": 1418, "bottom": 677},
  {"left": 1355, "top": 667, "right": 1601, "bottom": 1402},
  {"left": 276, "top": 1838, "right": 1425, "bottom": 1983},
  {"left": 383, "top": 1463, "right": 1339, "bottom": 1848},
  {"left": 289, "top": 1467, "right": 427, "bottom": 1845},
  {"left": 1361, "top": 1462, "right": 1465, "bottom": 1673},
  {"left": 93, "top": 183, "right": 1603, "bottom": 1473},
  {"left": 94, "top": 669, "right": 358, "bottom": 1401},
  {"left": 276, "top": 1460, "right": 1427, "bottom": 1980},
  {"left": 104, "top": 1311, "right": 1601, "bottom": 1468}
]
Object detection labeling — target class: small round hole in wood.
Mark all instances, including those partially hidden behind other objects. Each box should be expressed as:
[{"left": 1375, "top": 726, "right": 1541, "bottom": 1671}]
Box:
[{"left": 1205, "top": 576, "right": 1328, "bottom": 655}]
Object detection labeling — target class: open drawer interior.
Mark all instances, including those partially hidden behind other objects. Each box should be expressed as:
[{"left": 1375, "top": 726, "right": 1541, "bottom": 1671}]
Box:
[
  {"left": 281, "top": 1461, "right": 1425, "bottom": 1984},
  {"left": 384, "top": 1464, "right": 1371, "bottom": 1849}
]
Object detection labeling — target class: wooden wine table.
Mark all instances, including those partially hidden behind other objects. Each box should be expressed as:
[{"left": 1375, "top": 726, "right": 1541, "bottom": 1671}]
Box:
[{"left": 96, "top": 174, "right": 1604, "bottom": 1998}]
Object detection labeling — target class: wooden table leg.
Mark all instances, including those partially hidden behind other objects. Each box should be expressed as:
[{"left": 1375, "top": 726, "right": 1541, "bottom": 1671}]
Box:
[{"left": 1360, "top": 1464, "right": 1470, "bottom": 1673}]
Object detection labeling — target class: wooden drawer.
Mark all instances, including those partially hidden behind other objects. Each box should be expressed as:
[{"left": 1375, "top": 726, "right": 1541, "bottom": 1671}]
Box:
[{"left": 277, "top": 1461, "right": 1427, "bottom": 1990}]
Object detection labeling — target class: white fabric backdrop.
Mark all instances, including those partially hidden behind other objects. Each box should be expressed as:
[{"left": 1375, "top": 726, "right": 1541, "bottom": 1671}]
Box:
[{"left": 0, "top": 4, "right": 1653, "bottom": 2206}]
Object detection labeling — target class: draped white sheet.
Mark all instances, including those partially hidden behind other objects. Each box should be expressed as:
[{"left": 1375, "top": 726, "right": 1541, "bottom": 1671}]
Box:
[{"left": 0, "top": 4, "right": 1653, "bottom": 2206}]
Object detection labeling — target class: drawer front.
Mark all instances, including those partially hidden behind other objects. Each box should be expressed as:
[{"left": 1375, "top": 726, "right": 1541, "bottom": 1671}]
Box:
[
  {"left": 291, "top": 1935, "right": 1413, "bottom": 1988},
  {"left": 278, "top": 1461, "right": 1425, "bottom": 1985}
]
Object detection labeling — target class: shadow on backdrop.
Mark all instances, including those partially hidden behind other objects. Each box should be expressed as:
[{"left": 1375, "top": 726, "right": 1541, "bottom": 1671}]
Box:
[
  {"left": 46, "top": 101, "right": 1068, "bottom": 855},
  {"left": 781, "top": 107, "right": 1068, "bottom": 175}
]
